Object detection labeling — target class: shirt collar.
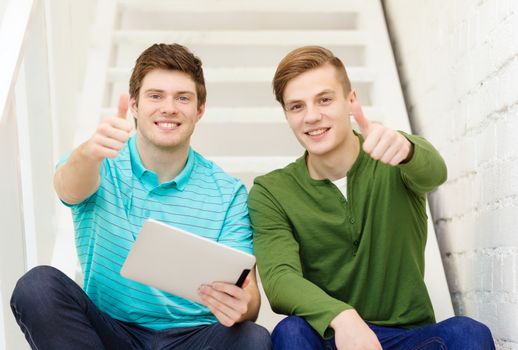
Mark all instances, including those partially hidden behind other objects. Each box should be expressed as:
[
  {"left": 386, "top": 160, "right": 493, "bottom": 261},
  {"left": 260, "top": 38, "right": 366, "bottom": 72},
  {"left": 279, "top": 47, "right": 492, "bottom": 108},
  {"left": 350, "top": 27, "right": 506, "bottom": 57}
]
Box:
[
  {"left": 129, "top": 135, "right": 195, "bottom": 191},
  {"left": 171, "top": 147, "right": 195, "bottom": 191},
  {"left": 129, "top": 135, "right": 147, "bottom": 179},
  {"left": 296, "top": 131, "right": 366, "bottom": 184}
]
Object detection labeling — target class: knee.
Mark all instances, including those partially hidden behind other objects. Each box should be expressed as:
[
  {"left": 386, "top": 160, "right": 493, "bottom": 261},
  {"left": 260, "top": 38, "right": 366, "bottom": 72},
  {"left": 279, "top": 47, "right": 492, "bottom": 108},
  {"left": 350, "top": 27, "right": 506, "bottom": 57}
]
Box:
[
  {"left": 445, "top": 316, "right": 495, "bottom": 348},
  {"left": 235, "top": 321, "right": 272, "bottom": 349},
  {"left": 11, "top": 265, "right": 65, "bottom": 309},
  {"left": 272, "top": 316, "right": 312, "bottom": 340}
]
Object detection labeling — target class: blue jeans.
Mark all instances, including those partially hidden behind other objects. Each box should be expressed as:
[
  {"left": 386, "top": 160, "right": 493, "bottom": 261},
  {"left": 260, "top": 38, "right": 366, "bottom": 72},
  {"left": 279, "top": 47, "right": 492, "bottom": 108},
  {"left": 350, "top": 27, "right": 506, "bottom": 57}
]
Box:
[
  {"left": 272, "top": 315, "right": 495, "bottom": 350},
  {"left": 10, "top": 265, "right": 272, "bottom": 350}
]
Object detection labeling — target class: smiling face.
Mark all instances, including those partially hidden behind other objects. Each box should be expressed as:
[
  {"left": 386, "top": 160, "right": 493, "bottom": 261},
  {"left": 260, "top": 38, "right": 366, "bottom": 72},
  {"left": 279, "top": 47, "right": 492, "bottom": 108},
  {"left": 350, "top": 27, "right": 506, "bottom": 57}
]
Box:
[
  {"left": 283, "top": 63, "right": 356, "bottom": 158},
  {"left": 130, "top": 69, "right": 205, "bottom": 153}
]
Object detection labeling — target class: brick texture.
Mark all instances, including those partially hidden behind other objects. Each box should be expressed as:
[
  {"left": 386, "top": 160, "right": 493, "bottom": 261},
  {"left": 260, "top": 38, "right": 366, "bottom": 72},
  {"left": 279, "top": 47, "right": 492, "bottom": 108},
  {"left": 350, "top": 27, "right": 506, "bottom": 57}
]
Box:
[{"left": 384, "top": 0, "right": 518, "bottom": 348}]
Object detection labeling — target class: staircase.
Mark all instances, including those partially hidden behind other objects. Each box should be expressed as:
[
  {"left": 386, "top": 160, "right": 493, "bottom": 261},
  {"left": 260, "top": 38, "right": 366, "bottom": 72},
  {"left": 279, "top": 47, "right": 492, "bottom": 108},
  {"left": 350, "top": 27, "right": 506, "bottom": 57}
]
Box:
[
  {"left": 67, "top": 0, "right": 454, "bottom": 331},
  {"left": 1, "top": 1, "right": 454, "bottom": 347},
  {"left": 77, "top": 0, "right": 410, "bottom": 170}
]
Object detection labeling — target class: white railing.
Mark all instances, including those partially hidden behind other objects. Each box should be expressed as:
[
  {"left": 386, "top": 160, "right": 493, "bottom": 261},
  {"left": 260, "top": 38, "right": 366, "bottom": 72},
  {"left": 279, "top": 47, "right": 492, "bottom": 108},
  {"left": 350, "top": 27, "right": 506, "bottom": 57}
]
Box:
[
  {"left": 0, "top": 0, "right": 34, "bottom": 121},
  {"left": 0, "top": 0, "right": 39, "bottom": 349},
  {"left": 0, "top": 0, "right": 93, "bottom": 347},
  {"left": 1, "top": 0, "right": 98, "bottom": 345}
]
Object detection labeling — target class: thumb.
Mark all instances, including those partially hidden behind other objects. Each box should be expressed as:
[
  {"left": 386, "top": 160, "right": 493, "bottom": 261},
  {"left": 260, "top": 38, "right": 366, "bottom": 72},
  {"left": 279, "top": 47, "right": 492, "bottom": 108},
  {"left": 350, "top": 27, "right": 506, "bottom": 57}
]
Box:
[
  {"left": 351, "top": 100, "right": 370, "bottom": 135},
  {"left": 241, "top": 272, "right": 252, "bottom": 289},
  {"left": 117, "top": 94, "right": 129, "bottom": 120}
]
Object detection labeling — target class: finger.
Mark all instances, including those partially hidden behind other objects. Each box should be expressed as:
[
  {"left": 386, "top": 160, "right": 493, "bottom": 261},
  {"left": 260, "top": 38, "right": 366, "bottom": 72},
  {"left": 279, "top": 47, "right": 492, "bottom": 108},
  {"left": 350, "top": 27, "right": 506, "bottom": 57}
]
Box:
[
  {"left": 107, "top": 117, "right": 133, "bottom": 133},
  {"left": 389, "top": 149, "right": 408, "bottom": 166},
  {"left": 370, "top": 129, "right": 398, "bottom": 161},
  {"left": 199, "top": 293, "right": 236, "bottom": 327},
  {"left": 241, "top": 273, "right": 252, "bottom": 289},
  {"left": 351, "top": 100, "right": 370, "bottom": 135},
  {"left": 207, "top": 283, "right": 249, "bottom": 313},
  {"left": 212, "top": 282, "right": 247, "bottom": 299},
  {"left": 89, "top": 143, "right": 119, "bottom": 159},
  {"left": 198, "top": 288, "right": 242, "bottom": 323},
  {"left": 98, "top": 121, "right": 132, "bottom": 142},
  {"left": 362, "top": 124, "right": 383, "bottom": 154},
  {"left": 93, "top": 135, "right": 125, "bottom": 152},
  {"left": 202, "top": 293, "right": 241, "bottom": 321},
  {"left": 380, "top": 142, "right": 400, "bottom": 164},
  {"left": 118, "top": 94, "right": 129, "bottom": 120},
  {"left": 202, "top": 284, "right": 248, "bottom": 315}
]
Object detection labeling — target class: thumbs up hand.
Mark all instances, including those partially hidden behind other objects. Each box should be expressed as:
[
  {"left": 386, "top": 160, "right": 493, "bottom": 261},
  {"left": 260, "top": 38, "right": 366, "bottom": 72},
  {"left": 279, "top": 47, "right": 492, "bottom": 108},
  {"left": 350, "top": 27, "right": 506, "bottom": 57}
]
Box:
[
  {"left": 351, "top": 101, "right": 413, "bottom": 166},
  {"left": 83, "top": 94, "right": 133, "bottom": 161}
]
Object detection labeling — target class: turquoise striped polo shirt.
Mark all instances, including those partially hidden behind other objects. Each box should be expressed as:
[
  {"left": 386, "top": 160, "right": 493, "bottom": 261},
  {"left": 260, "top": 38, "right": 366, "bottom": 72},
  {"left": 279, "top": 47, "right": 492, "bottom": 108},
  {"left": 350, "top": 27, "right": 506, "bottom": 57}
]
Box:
[{"left": 59, "top": 135, "right": 253, "bottom": 330}]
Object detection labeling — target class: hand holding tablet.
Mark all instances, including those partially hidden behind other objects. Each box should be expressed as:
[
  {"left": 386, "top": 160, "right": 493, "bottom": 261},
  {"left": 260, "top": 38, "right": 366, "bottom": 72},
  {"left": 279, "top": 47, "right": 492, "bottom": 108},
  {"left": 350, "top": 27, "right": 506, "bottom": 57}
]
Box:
[{"left": 121, "top": 219, "right": 256, "bottom": 304}]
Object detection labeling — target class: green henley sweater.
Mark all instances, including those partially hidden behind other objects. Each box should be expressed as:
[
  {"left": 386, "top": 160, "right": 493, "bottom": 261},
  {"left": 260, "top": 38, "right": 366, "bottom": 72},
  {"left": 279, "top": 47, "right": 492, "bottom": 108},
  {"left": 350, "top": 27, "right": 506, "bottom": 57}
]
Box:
[{"left": 248, "top": 132, "right": 447, "bottom": 338}]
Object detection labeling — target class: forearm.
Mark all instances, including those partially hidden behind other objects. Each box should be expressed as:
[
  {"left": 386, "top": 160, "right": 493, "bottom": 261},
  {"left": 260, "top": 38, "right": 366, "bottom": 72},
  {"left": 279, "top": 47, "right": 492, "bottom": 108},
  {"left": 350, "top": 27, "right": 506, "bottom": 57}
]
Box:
[
  {"left": 54, "top": 142, "right": 102, "bottom": 204},
  {"left": 240, "top": 285, "right": 260, "bottom": 323},
  {"left": 331, "top": 309, "right": 382, "bottom": 349},
  {"left": 238, "top": 267, "right": 261, "bottom": 322},
  {"left": 249, "top": 185, "right": 351, "bottom": 336},
  {"left": 262, "top": 268, "right": 350, "bottom": 337}
]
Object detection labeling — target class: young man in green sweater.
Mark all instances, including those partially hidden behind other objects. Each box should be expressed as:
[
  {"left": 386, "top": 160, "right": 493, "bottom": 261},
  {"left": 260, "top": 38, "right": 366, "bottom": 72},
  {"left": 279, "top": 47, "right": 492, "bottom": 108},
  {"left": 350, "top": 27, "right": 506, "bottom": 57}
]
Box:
[{"left": 248, "top": 46, "right": 495, "bottom": 349}]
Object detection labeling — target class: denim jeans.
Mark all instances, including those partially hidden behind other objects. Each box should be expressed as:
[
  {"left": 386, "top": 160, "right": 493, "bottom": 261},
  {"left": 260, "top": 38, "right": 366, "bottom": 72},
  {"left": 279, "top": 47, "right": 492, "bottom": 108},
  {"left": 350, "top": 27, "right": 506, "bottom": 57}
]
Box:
[
  {"left": 10, "top": 265, "right": 272, "bottom": 350},
  {"left": 271, "top": 315, "right": 495, "bottom": 350}
]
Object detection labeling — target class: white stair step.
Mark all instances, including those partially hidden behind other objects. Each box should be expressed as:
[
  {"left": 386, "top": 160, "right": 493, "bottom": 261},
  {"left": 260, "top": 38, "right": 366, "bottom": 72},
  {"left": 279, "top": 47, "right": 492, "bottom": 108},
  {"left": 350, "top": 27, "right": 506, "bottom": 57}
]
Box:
[
  {"left": 191, "top": 122, "right": 303, "bottom": 157},
  {"left": 118, "top": 2, "right": 358, "bottom": 31},
  {"left": 114, "top": 44, "right": 365, "bottom": 68},
  {"left": 118, "top": 0, "right": 362, "bottom": 13},
  {"left": 113, "top": 30, "right": 367, "bottom": 47},
  {"left": 120, "top": 12, "right": 357, "bottom": 32},
  {"left": 106, "top": 66, "right": 374, "bottom": 84}
]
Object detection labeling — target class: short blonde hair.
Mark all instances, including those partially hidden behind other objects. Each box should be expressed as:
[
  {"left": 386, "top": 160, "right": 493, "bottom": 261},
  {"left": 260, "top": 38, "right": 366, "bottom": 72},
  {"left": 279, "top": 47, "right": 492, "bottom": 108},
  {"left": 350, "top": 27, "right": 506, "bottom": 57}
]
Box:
[{"left": 273, "top": 46, "right": 351, "bottom": 108}]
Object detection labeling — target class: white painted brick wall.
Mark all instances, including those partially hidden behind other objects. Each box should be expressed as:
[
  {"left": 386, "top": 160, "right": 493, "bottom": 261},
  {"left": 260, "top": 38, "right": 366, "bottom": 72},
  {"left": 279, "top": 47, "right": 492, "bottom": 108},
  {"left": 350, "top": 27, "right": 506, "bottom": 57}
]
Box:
[{"left": 384, "top": 0, "right": 518, "bottom": 348}]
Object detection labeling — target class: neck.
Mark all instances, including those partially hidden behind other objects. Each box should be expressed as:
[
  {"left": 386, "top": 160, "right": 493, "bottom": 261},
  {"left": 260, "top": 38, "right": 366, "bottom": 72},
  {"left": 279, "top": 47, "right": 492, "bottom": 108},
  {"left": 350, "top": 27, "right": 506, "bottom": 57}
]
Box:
[
  {"left": 306, "top": 131, "right": 360, "bottom": 181},
  {"left": 136, "top": 135, "right": 190, "bottom": 184}
]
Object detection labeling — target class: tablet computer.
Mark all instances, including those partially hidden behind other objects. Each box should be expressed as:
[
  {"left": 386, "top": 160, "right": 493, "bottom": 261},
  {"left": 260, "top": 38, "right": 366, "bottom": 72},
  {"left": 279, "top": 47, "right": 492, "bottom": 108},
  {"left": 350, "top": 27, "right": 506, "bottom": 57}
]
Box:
[{"left": 120, "top": 219, "right": 256, "bottom": 304}]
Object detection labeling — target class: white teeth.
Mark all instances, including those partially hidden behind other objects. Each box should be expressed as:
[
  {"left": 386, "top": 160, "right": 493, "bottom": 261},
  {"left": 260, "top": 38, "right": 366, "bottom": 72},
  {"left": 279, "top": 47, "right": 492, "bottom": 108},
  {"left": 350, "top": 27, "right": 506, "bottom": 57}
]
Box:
[
  {"left": 307, "top": 128, "right": 328, "bottom": 136},
  {"left": 157, "top": 122, "right": 179, "bottom": 129}
]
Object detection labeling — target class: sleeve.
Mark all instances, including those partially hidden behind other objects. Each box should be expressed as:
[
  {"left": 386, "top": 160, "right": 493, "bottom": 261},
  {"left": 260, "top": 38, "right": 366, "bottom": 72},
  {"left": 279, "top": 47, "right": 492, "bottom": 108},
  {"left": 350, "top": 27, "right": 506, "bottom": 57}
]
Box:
[
  {"left": 217, "top": 181, "right": 253, "bottom": 255},
  {"left": 397, "top": 132, "right": 448, "bottom": 194},
  {"left": 248, "top": 182, "right": 352, "bottom": 339}
]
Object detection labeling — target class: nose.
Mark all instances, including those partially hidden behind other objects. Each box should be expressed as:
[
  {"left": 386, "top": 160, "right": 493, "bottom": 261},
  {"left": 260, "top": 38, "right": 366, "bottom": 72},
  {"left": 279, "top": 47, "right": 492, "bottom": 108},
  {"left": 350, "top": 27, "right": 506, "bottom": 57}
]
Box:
[
  {"left": 160, "top": 96, "right": 178, "bottom": 115},
  {"left": 304, "top": 104, "right": 322, "bottom": 124}
]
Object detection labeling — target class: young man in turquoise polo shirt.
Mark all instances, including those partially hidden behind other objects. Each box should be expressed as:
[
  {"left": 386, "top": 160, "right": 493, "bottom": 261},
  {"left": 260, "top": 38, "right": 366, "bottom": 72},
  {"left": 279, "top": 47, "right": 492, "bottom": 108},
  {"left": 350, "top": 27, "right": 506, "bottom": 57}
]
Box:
[
  {"left": 11, "top": 43, "right": 271, "bottom": 349},
  {"left": 248, "top": 46, "right": 494, "bottom": 349}
]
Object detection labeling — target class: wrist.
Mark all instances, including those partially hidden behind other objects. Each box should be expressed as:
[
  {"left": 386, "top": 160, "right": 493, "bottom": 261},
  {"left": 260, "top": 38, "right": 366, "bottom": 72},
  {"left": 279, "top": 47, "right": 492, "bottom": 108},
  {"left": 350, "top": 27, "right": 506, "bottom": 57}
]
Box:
[
  {"left": 79, "top": 141, "right": 104, "bottom": 163},
  {"left": 330, "top": 308, "right": 358, "bottom": 330},
  {"left": 399, "top": 136, "right": 414, "bottom": 164}
]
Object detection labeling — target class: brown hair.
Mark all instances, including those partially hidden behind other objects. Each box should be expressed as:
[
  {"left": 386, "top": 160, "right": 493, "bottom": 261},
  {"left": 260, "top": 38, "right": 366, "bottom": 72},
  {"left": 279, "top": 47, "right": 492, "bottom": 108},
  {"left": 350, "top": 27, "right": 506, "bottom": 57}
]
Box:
[
  {"left": 129, "top": 43, "right": 206, "bottom": 108},
  {"left": 273, "top": 46, "right": 351, "bottom": 108}
]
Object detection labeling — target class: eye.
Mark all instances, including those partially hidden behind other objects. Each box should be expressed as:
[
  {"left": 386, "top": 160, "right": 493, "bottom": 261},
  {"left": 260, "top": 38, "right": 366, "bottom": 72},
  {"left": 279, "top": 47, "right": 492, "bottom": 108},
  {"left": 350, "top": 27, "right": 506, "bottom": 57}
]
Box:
[
  {"left": 177, "top": 95, "right": 191, "bottom": 102},
  {"left": 149, "top": 94, "right": 161, "bottom": 100},
  {"left": 319, "top": 97, "right": 332, "bottom": 105},
  {"left": 286, "top": 104, "right": 303, "bottom": 112}
]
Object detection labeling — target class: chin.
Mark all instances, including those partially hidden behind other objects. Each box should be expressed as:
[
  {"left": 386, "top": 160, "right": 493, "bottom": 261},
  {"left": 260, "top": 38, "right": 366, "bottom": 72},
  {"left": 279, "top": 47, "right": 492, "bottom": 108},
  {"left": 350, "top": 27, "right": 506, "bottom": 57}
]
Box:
[
  {"left": 148, "top": 137, "right": 179, "bottom": 148},
  {"left": 305, "top": 143, "right": 334, "bottom": 156}
]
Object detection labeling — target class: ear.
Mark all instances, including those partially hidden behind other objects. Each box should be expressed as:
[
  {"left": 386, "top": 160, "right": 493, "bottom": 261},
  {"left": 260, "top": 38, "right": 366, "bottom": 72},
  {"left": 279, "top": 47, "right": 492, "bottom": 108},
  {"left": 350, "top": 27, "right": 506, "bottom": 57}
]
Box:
[
  {"left": 347, "top": 89, "right": 357, "bottom": 104},
  {"left": 196, "top": 104, "right": 205, "bottom": 122},
  {"left": 130, "top": 96, "right": 139, "bottom": 119}
]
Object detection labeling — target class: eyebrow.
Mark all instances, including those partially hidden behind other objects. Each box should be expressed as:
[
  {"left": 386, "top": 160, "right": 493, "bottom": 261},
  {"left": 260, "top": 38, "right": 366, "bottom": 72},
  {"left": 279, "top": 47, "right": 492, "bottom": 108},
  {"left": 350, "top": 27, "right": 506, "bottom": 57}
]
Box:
[
  {"left": 143, "top": 89, "right": 195, "bottom": 95},
  {"left": 316, "top": 89, "right": 335, "bottom": 97},
  {"left": 285, "top": 89, "right": 336, "bottom": 105}
]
